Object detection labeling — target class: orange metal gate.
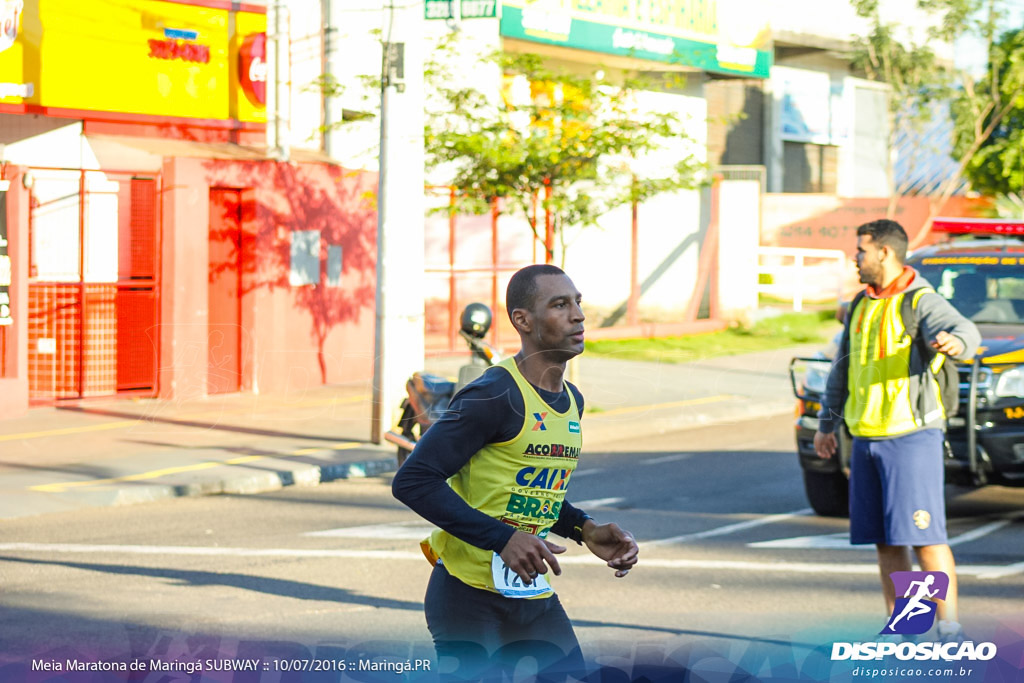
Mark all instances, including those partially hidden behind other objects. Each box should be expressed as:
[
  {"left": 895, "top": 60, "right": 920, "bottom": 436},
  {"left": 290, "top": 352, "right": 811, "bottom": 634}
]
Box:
[{"left": 27, "top": 170, "right": 160, "bottom": 402}]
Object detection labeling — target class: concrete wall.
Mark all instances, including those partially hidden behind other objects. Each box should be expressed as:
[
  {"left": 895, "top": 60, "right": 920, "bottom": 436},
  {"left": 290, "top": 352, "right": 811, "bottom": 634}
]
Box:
[
  {"left": 767, "top": 53, "right": 890, "bottom": 197},
  {"left": 0, "top": 168, "right": 29, "bottom": 418},
  {"left": 717, "top": 178, "right": 761, "bottom": 317},
  {"left": 562, "top": 78, "right": 708, "bottom": 321},
  {"left": 707, "top": 79, "right": 765, "bottom": 167}
]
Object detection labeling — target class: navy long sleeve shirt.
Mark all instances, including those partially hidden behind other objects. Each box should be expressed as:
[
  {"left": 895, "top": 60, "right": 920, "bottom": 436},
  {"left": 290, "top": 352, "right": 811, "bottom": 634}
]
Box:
[{"left": 391, "top": 365, "right": 590, "bottom": 553}]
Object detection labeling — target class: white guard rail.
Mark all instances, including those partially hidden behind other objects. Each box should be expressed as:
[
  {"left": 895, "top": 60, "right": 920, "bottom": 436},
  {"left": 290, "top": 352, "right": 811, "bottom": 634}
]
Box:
[{"left": 757, "top": 246, "right": 848, "bottom": 312}]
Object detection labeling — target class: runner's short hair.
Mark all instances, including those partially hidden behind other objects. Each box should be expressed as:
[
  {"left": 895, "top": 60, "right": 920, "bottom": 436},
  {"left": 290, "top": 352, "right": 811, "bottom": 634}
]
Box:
[
  {"left": 506, "top": 264, "right": 566, "bottom": 322},
  {"left": 857, "top": 219, "right": 909, "bottom": 264}
]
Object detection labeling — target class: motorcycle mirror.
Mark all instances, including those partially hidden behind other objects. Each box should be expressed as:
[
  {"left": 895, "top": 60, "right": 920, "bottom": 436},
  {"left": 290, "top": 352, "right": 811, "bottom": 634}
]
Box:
[{"left": 460, "top": 303, "right": 492, "bottom": 339}]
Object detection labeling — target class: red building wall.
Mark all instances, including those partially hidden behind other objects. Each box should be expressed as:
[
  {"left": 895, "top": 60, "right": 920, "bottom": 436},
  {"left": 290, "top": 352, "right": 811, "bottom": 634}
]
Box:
[{"left": 159, "top": 156, "right": 377, "bottom": 400}]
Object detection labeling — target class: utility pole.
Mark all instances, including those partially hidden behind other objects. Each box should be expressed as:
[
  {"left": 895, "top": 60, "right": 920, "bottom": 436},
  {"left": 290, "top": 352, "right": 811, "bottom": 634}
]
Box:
[
  {"left": 370, "top": 1, "right": 425, "bottom": 445},
  {"left": 321, "top": 0, "right": 340, "bottom": 159},
  {"left": 267, "top": 0, "right": 290, "bottom": 161}
]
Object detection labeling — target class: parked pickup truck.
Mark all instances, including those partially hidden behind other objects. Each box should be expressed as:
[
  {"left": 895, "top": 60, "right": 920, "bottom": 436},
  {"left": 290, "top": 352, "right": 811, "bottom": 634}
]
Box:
[{"left": 791, "top": 218, "right": 1024, "bottom": 517}]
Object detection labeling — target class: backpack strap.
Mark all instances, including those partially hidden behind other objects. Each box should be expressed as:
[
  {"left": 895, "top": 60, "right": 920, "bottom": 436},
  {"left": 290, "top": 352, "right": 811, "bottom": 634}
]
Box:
[
  {"left": 901, "top": 287, "right": 946, "bottom": 374},
  {"left": 847, "top": 289, "right": 867, "bottom": 327}
]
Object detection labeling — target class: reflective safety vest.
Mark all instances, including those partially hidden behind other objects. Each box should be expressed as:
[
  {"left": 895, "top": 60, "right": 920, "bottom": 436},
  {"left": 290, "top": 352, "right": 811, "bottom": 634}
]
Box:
[
  {"left": 844, "top": 288, "right": 945, "bottom": 438},
  {"left": 422, "top": 357, "right": 583, "bottom": 595}
]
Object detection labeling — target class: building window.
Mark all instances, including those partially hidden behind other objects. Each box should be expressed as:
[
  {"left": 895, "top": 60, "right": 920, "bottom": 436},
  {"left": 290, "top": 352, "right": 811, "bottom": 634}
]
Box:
[
  {"left": 289, "top": 229, "right": 320, "bottom": 286},
  {"left": 783, "top": 141, "right": 837, "bottom": 193}
]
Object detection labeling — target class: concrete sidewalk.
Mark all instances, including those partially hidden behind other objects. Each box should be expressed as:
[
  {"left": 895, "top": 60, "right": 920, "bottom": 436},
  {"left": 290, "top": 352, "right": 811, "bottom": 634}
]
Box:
[{"left": 0, "top": 343, "right": 820, "bottom": 521}]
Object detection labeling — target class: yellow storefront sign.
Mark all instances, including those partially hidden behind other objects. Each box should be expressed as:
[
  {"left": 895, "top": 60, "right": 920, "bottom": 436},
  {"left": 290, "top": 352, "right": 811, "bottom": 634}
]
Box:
[{"left": 0, "top": 0, "right": 265, "bottom": 123}]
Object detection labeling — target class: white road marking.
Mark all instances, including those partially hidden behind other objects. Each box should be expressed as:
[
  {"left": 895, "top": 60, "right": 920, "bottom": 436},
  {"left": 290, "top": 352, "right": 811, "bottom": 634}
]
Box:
[
  {"left": 751, "top": 512, "right": 1024, "bottom": 550},
  {"left": 304, "top": 522, "right": 435, "bottom": 539},
  {"left": 573, "top": 497, "right": 626, "bottom": 509},
  {"left": 0, "top": 543, "right": 424, "bottom": 560},
  {"left": 640, "top": 454, "right": 690, "bottom": 465},
  {"left": 975, "top": 561, "right": 1024, "bottom": 580},
  {"left": 0, "top": 543, "right": 1019, "bottom": 579},
  {"left": 608, "top": 557, "right": 1022, "bottom": 579},
  {"left": 646, "top": 508, "right": 813, "bottom": 546},
  {"left": 749, "top": 533, "right": 861, "bottom": 550},
  {"left": 948, "top": 515, "right": 1023, "bottom": 546},
  {"left": 570, "top": 469, "right": 603, "bottom": 478}
]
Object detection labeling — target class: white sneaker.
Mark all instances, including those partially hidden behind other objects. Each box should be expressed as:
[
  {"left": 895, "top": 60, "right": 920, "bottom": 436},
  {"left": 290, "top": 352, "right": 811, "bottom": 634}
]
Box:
[
  {"left": 936, "top": 620, "right": 965, "bottom": 644},
  {"left": 878, "top": 618, "right": 920, "bottom": 643}
]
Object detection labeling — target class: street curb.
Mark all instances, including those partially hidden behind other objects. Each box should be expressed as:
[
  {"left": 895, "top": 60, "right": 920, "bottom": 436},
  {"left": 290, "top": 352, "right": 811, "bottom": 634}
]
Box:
[
  {"left": 72, "top": 407, "right": 793, "bottom": 508},
  {"left": 28, "top": 457, "right": 400, "bottom": 518},
  {"left": 5, "top": 403, "right": 795, "bottom": 521}
]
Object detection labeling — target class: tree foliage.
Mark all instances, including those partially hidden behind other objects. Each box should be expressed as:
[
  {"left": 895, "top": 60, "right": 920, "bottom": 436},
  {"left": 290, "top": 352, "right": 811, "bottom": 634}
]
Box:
[
  {"left": 957, "top": 27, "right": 1024, "bottom": 196},
  {"left": 424, "top": 46, "right": 705, "bottom": 262},
  {"left": 850, "top": 0, "right": 1024, "bottom": 246},
  {"left": 850, "top": 0, "right": 954, "bottom": 208},
  {"left": 310, "top": 34, "right": 705, "bottom": 262}
]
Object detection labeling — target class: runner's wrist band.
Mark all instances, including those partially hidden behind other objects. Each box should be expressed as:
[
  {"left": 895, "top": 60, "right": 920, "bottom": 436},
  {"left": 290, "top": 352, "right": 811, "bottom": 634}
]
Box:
[{"left": 572, "top": 514, "right": 593, "bottom": 545}]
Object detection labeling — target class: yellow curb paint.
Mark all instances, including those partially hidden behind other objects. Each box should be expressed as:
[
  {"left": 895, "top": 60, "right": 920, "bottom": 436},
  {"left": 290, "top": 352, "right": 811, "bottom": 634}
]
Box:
[
  {"left": 0, "top": 395, "right": 371, "bottom": 443},
  {"left": 29, "top": 441, "right": 370, "bottom": 493},
  {"left": 0, "top": 421, "right": 139, "bottom": 442},
  {"left": 224, "top": 456, "right": 265, "bottom": 466},
  {"left": 31, "top": 461, "right": 223, "bottom": 493}
]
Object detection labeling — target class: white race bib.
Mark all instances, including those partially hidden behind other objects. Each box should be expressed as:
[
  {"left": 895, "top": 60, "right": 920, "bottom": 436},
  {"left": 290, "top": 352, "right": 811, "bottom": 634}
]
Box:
[{"left": 490, "top": 552, "right": 553, "bottom": 598}]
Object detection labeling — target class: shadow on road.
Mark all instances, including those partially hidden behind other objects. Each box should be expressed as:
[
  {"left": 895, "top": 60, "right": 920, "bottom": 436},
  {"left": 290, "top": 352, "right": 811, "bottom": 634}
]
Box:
[{"left": 0, "top": 556, "right": 422, "bottom": 611}]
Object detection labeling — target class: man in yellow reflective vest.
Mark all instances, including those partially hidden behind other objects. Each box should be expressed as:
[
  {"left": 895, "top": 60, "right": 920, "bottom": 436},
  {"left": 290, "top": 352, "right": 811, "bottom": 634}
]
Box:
[
  {"left": 393, "top": 264, "right": 639, "bottom": 681},
  {"left": 815, "top": 219, "right": 980, "bottom": 642}
]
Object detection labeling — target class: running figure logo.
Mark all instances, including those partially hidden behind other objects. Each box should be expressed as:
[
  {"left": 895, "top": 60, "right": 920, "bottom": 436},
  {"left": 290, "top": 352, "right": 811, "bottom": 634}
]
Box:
[{"left": 881, "top": 571, "right": 950, "bottom": 635}]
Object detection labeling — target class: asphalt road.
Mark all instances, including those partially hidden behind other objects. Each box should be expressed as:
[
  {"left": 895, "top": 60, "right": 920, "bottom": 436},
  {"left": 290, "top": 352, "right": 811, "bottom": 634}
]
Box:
[{"left": 2, "top": 415, "right": 1023, "bottom": 681}]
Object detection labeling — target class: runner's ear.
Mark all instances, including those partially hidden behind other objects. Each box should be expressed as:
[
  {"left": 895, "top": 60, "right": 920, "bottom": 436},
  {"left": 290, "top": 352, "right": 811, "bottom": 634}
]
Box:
[{"left": 511, "top": 308, "right": 531, "bottom": 334}]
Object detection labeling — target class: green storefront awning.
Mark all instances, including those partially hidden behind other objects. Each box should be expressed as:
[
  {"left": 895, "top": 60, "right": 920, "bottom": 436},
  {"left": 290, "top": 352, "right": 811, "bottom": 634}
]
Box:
[{"left": 500, "top": 3, "right": 771, "bottom": 79}]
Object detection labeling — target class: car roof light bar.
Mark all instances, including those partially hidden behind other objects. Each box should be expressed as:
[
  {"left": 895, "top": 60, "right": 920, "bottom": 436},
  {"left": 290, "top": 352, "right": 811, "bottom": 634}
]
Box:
[{"left": 933, "top": 217, "right": 1024, "bottom": 235}]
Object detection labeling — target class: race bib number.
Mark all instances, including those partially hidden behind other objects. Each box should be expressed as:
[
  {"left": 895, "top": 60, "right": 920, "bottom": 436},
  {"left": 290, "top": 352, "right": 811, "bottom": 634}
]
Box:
[{"left": 490, "top": 553, "right": 553, "bottom": 598}]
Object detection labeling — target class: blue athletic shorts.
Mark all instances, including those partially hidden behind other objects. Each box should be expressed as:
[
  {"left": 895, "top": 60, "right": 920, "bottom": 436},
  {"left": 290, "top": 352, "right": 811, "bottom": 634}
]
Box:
[{"left": 849, "top": 428, "right": 948, "bottom": 546}]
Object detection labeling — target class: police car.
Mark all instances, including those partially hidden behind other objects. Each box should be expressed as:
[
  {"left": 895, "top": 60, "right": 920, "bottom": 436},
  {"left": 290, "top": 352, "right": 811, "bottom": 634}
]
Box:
[{"left": 791, "top": 218, "right": 1024, "bottom": 516}]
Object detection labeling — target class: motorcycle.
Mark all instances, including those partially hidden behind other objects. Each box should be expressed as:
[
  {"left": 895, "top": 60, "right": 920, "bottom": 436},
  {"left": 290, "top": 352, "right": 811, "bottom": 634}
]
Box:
[{"left": 384, "top": 303, "right": 502, "bottom": 466}]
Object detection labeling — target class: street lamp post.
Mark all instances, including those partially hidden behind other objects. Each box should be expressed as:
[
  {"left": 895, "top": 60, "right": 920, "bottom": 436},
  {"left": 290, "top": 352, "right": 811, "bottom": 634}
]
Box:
[{"left": 370, "top": 3, "right": 425, "bottom": 445}]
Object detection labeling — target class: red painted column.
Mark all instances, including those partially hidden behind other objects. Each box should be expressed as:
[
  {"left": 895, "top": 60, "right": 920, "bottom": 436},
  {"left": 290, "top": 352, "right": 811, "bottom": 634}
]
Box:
[
  {"left": 543, "top": 180, "right": 553, "bottom": 264},
  {"left": 628, "top": 192, "right": 639, "bottom": 326}
]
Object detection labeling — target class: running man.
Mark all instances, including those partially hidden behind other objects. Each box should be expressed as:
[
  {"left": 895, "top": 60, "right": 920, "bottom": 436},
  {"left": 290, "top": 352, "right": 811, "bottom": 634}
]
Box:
[{"left": 392, "top": 264, "right": 639, "bottom": 681}]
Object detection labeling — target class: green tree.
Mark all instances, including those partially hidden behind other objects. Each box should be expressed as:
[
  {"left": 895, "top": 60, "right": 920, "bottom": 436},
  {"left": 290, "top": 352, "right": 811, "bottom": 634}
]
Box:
[
  {"left": 851, "top": 0, "right": 1024, "bottom": 247},
  {"left": 424, "top": 49, "right": 705, "bottom": 265},
  {"left": 957, "top": 27, "right": 1024, "bottom": 196},
  {"left": 851, "top": 0, "right": 952, "bottom": 216},
  {"left": 310, "top": 35, "right": 705, "bottom": 264}
]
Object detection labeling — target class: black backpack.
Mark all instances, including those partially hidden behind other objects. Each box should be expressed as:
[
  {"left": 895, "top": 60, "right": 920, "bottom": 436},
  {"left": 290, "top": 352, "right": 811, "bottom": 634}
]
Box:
[{"left": 848, "top": 288, "right": 960, "bottom": 418}]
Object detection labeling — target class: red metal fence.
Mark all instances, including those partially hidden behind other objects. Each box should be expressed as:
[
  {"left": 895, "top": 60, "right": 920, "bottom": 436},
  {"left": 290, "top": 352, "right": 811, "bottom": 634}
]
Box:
[{"left": 27, "top": 170, "right": 160, "bottom": 402}]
